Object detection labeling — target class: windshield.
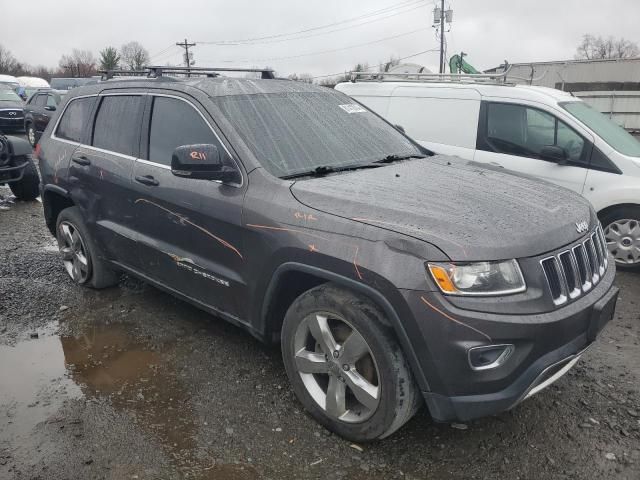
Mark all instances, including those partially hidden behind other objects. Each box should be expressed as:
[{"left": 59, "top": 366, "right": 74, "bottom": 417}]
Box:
[
  {"left": 0, "top": 88, "right": 21, "bottom": 102},
  {"left": 212, "top": 91, "right": 421, "bottom": 177},
  {"left": 561, "top": 101, "right": 640, "bottom": 157}
]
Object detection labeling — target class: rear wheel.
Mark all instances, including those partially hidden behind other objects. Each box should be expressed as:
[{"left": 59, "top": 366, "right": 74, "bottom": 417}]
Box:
[
  {"left": 56, "top": 206, "right": 119, "bottom": 288},
  {"left": 9, "top": 156, "right": 39, "bottom": 201},
  {"left": 601, "top": 206, "right": 640, "bottom": 271},
  {"left": 281, "top": 284, "right": 421, "bottom": 441}
]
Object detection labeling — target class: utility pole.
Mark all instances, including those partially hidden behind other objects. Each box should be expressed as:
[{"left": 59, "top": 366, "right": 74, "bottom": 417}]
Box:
[
  {"left": 439, "top": 0, "right": 445, "bottom": 74},
  {"left": 176, "top": 38, "right": 196, "bottom": 77}
]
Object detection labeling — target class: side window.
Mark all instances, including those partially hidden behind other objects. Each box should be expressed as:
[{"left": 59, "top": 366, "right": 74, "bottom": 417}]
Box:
[
  {"left": 35, "top": 94, "right": 47, "bottom": 107},
  {"left": 92, "top": 96, "right": 143, "bottom": 157},
  {"left": 484, "top": 103, "right": 586, "bottom": 162},
  {"left": 46, "top": 95, "right": 57, "bottom": 108},
  {"left": 55, "top": 97, "right": 96, "bottom": 143},
  {"left": 148, "top": 96, "right": 219, "bottom": 166}
]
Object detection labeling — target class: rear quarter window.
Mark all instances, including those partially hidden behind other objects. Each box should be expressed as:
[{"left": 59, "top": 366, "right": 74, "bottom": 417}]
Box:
[{"left": 55, "top": 97, "right": 96, "bottom": 143}]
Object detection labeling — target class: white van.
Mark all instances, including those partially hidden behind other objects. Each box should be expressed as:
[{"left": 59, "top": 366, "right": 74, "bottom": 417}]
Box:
[{"left": 336, "top": 76, "right": 640, "bottom": 270}]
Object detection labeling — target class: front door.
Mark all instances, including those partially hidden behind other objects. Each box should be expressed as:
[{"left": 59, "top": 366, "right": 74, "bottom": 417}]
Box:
[
  {"left": 475, "top": 101, "right": 593, "bottom": 195},
  {"left": 132, "top": 94, "right": 246, "bottom": 319}
]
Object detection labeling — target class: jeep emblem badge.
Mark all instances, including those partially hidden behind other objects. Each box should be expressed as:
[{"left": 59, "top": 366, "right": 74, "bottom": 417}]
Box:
[{"left": 575, "top": 221, "right": 589, "bottom": 234}]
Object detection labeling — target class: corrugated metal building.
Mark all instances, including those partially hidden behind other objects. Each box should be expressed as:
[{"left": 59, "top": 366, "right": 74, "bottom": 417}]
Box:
[{"left": 487, "top": 57, "right": 640, "bottom": 131}]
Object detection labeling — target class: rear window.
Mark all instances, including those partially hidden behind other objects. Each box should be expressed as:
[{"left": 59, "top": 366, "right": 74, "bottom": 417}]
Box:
[
  {"left": 92, "top": 95, "right": 143, "bottom": 157},
  {"left": 55, "top": 97, "right": 96, "bottom": 143},
  {"left": 212, "top": 91, "right": 420, "bottom": 178}
]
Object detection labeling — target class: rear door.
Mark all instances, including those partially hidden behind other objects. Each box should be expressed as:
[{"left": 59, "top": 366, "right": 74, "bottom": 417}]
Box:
[
  {"left": 475, "top": 101, "right": 593, "bottom": 194},
  {"left": 40, "top": 93, "right": 59, "bottom": 134},
  {"left": 72, "top": 92, "right": 145, "bottom": 269},
  {"left": 132, "top": 93, "right": 246, "bottom": 318}
]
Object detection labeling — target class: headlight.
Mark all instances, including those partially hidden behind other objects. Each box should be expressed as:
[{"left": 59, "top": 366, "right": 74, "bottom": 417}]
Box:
[{"left": 427, "top": 260, "right": 526, "bottom": 296}]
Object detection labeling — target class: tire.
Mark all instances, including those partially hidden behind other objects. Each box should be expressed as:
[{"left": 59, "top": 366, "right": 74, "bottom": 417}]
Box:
[
  {"left": 55, "top": 206, "right": 119, "bottom": 289},
  {"left": 9, "top": 156, "right": 40, "bottom": 201},
  {"left": 281, "top": 283, "right": 421, "bottom": 442},
  {"left": 26, "top": 123, "right": 37, "bottom": 147},
  {"left": 600, "top": 206, "right": 640, "bottom": 272}
]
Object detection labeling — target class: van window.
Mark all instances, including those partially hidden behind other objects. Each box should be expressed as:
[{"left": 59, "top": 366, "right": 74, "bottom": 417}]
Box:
[
  {"left": 484, "top": 103, "right": 586, "bottom": 163},
  {"left": 92, "top": 96, "right": 143, "bottom": 157},
  {"left": 561, "top": 101, "right": 640, "bottom": 157},
  {"left": 56, "top": 97, "right": 96, "bottom": 143},
  {"left": 148, "top": 96, "right": 219, "bottom": 166}
]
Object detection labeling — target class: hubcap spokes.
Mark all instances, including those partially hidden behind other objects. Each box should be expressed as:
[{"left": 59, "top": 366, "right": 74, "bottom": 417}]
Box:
[
  {"left": 58, "top": 222, "right": 90, "bottom": 283},
  {"left": 294, "top": 313, "right": 380, "bottom": 423},
  {"left": 604, "top": 219, "right": 640, "bottom": 265},
  {"left": 28, "top": 128, "right": 35, "bottom": 146}
]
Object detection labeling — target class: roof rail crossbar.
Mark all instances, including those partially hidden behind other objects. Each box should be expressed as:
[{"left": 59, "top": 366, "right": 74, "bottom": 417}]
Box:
[
  {"left": 146, "top": 66, "right": 276, "bottom": 79},
  {"left": 349, "top": 65, "right": 515, "bottom": 85},
  {"left": 99, "top": 70, "right": 149, "bottom": 80}
]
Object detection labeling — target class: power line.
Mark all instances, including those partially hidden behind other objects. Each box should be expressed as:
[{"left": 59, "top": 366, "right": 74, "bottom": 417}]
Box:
[
  {"left": 202, "top": 27, "right": 429, "bottom": 65},
  {"left": 311, "top": 48, "right": 439, "bottom": 79},
  {"left": 196, "top": 0, "right": 426, "bottom": 45},
  {"left": 148, "top": 44, "right": 179, "bottom": 61}
]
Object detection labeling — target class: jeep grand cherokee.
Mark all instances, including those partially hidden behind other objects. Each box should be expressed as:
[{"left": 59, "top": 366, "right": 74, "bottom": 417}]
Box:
[{"left": 36, "top": 67, "right": 618, "bottom": 441}]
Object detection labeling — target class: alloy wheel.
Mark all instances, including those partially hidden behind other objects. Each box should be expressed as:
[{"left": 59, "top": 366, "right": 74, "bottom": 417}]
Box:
[
  {"left": 293, "top": 312, "right": 380, "bottom": 423},
  {"left": 27, "top": 126, "right": 36, "bottom": 147},
  {"left": 58, "top": 221, "right": 91, "bottom": 283},
  {"left": 604, "top": 219, "right": 640, "bottom": 266}
]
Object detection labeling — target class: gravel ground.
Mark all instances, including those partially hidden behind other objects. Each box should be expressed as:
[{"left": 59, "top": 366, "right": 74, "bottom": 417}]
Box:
[{"left": 1, "top": 187, "right": 639, "bottom": 480}]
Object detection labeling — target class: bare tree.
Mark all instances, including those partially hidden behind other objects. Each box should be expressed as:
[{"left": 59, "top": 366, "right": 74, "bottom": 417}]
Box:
[
  {"left": 287, "top": 73, "right": 313, "bottom": 83},
  {"left": 576, "top": 34, "right": 639, "bottom": 60},
  {"left": 59, "top": 49, "right": 97, "bottom": 77},
  {"left": 0, "top": 44, "right": 19, "bottom": 74},
  {"left": 121, "top": 42, "right": 150, "bottom": 70}
]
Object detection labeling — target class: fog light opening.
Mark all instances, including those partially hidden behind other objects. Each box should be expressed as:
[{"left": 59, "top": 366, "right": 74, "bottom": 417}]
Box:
[{"left": 468, "top": 344, "right": 514, "bottom": 371}]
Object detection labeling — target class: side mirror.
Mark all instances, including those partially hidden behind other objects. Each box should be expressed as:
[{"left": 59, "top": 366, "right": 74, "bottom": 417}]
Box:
[
  {"left": 45, "top": 105, "right": 56, "bottom": 112},
  {"left": 540, "top": 145, "right": 568, "bottom": 164},
  {"left": 171, "top": 144, "right": 240, "bottom": 183}
]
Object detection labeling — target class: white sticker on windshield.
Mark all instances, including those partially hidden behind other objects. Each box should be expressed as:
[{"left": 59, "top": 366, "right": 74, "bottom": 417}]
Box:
[{"left": 339, "top": 104, "right": 367, "bottom": 114}]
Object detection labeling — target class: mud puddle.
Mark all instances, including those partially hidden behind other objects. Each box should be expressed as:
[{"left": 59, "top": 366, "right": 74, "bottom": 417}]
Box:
[{"left": 0, "top": 319, "right": 260, "bottom": 479}]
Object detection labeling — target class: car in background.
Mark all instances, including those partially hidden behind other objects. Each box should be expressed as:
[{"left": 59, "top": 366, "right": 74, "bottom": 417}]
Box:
[
  {"left": 0, "top": 85, "right": 25, "bottom": 133},
  {"left": 17, "top": 76, "right": 51, "bottom": 101},
  {"left": 49, "top": 76, "right": 99, "bottom": 93},
  {"left": 23, "top": 89, "right": 65, "bottom": 146},
  {"left": 0, "top": 74, "right": 20, "bottom": 92},
  {"left": 336, "top": 76, "right": 640, "bottom": 271}
]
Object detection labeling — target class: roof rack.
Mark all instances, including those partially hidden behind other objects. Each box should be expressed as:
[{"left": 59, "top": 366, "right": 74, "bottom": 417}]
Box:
[
  {"left": 349, "top": 64, "right": 548, "bottom": 86},
  {"left": 99, "top": 66, "right": 276, "bottom": 81},
  {"left": 349, "top": 66, "right": 516, "bottom": 85}
]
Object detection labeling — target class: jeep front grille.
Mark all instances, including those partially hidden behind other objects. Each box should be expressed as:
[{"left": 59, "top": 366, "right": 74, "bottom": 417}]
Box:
[{"left": 541, "top": 225, "right": 608, "bottom": 306}]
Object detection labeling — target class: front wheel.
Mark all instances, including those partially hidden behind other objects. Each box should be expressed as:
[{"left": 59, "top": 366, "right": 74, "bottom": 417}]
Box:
[
  {"left": 26, "top": 123, "right": 37, "bottom": 147},
  {"left": 601, "top": 206, "right": 640, "bottom": 271},
  {"left": 281, "top": 284, "right": 421, "bottom": 441}
]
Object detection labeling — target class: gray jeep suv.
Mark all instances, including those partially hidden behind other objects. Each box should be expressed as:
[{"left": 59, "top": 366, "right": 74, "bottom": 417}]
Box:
[{"left": 37, "top": 66, "right": 618, "bottom": 441}]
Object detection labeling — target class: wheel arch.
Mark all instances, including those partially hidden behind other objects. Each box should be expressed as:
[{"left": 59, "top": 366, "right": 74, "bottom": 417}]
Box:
[
  {"left": 597, "top": 202, "right": 640, "bottom": 221},
  {"left": 260, "top": 262, "right": 430, "bottom": 392},
  {"left": 42, "top": 185, "right": 74, "bottom": 236}
]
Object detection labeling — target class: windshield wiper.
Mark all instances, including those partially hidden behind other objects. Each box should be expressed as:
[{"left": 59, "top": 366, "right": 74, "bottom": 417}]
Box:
[
  {"left": 373, "top": 153, "right": 428, "bottom": 164},
  {"left": 281, "top": 163, "right": 382, "bottom": 180}
]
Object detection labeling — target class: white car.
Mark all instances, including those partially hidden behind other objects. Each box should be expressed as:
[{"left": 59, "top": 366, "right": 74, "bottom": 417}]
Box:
[{"left": 336, "top": 78, "right": 640, "bottom": 270}]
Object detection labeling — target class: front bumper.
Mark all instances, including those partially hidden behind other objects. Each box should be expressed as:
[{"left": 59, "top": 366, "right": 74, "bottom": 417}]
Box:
[
  {"left": 0, "top": 160, "right": 28, "bottom": 184},
  {"left": 400, "top": 261, "right": 618, "bottom": 422}
]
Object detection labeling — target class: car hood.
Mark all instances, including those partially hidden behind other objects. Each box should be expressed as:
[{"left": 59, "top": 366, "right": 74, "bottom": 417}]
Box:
[
  {"left": 290, "top": 156, "right": 596, "bottom": 261},
  {"left": 0, "top": 100, "right": 24, "bottom": 109}
]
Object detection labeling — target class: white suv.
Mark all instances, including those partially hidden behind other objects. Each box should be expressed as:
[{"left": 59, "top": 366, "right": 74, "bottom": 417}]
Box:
[{"left": 336, "top": 78, "right": 640, "bottom": 270}]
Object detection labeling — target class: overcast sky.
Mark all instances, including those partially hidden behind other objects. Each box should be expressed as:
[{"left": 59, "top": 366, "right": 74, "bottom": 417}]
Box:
[{"left": 3, "top": 0, "right": 639, "bottom": 78}]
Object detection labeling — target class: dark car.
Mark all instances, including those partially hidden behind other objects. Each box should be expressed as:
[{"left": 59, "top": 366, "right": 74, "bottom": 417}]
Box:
[
  {"left": 0, "top": 133, "right": 40, "bottom": 200},
  {"left": 36, "top": 67, "right": 619, "bottom": 441},
  {"left": 24, "top": 90, "right": 65, "bottom": 146},
  {"left": 0, "top": 85, "right": 25, "bottom": 133}
]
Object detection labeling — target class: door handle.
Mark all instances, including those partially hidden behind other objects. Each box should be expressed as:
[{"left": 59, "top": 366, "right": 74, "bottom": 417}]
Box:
[
  {"left": 135, "top": 175, "right": 159, "bottom": 186},
  {"left": 71, "top": 155, "right": 91, "bottom": 166}
]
